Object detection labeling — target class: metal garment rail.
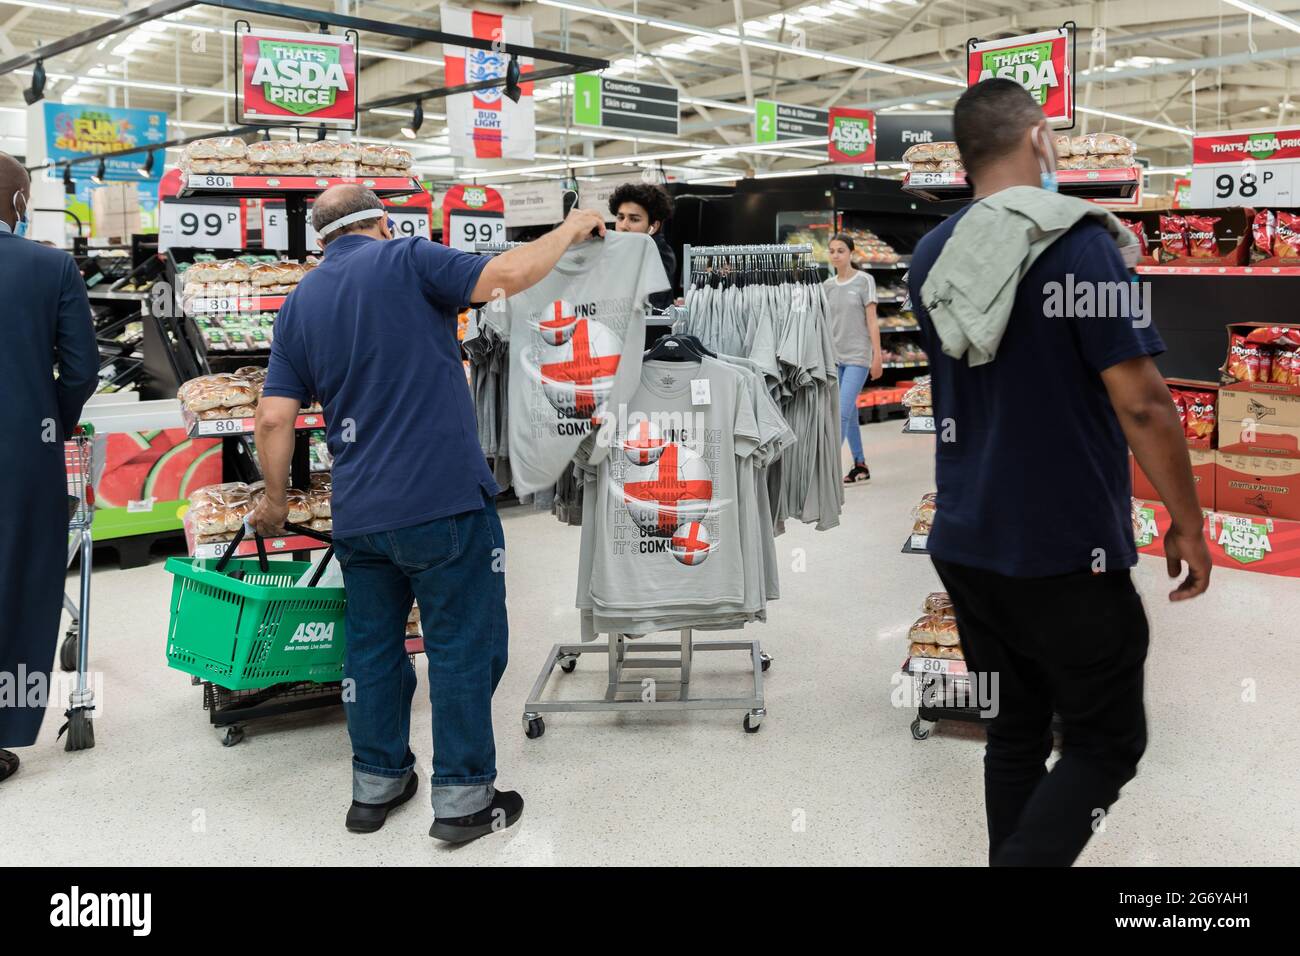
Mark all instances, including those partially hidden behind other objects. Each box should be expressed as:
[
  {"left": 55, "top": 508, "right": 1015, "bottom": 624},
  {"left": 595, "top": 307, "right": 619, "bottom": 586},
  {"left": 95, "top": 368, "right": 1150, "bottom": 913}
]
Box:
[
  {"left": 522, "top": 630, "right": 768, "bottom": 738},
  {"left": 682, "top": 243, "right": 815, "bottom": 287},
  {"left": 474, "top": 241, "right": 526, "bottom": 254}
]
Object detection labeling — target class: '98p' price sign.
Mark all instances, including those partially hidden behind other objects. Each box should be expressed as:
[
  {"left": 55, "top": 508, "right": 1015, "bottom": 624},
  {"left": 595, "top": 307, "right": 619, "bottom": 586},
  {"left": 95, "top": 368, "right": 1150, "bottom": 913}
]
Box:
[
  {"left": 1190, "top": 162, "right": 1296, "bottom": 207},
  {"left": 159, "top": 201, "right": 245, "bottom": 251},
  {"left": 449, "top": 212, "right": 505, "bottom": 251}
]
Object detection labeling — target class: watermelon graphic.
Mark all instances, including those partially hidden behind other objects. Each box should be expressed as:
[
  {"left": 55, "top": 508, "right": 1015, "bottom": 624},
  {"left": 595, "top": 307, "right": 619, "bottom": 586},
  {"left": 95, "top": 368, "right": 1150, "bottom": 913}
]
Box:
[
  {"left": 96, "top": 431, "right": 178, "bottom": 507},
  {"left": 144, "top": 440, "right": 221, "bottom": 502}
]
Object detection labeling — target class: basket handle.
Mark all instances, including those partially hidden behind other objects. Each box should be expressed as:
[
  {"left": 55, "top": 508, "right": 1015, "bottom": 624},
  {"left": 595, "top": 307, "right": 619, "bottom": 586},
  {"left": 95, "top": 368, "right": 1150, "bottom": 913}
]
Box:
[
  {"left": 281, "top": 522, "right": 336, "bottom": 588},
  {"left": 214, "top": 522, "right": 270, "bottom": 575}
]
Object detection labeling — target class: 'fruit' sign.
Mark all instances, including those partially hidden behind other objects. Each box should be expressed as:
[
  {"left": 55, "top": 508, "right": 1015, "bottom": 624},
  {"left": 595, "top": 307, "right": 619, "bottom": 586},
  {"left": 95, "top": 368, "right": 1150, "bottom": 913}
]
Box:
[
  {"left": 967, "top": 27, "right": 1073, "bottom": 127},
  {"left": 239, "top": 29, "right": 357, "bottom": 128}
]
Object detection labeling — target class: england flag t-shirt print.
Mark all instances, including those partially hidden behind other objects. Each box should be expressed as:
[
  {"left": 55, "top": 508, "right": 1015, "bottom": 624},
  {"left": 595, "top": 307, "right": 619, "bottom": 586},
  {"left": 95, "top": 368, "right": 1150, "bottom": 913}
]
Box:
[{"left": 504, "top": 232, "right": 669, "bottom": 494}]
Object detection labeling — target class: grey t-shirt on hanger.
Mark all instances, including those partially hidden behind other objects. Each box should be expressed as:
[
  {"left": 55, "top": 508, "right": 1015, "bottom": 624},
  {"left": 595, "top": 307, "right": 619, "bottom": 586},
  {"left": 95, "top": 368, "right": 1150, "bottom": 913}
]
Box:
[{"left": 499, "top": 231, "right": 670, "bottom": 494}]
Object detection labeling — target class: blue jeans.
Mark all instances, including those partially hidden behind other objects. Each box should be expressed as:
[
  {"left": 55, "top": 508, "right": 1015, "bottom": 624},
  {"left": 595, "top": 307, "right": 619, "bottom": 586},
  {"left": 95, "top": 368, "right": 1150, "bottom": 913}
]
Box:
[
  {"left": 837, "top": 363, "right": 870, "bottom": 464},
  {"left": 333, "top": 497, "right": 508, "bottom": 818}
]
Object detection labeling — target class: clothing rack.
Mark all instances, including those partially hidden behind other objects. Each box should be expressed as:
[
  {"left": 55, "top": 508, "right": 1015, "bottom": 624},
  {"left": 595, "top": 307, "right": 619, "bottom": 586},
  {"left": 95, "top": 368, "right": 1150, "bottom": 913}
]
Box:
[
  {"left": 683, "top": 242, "right": 815, "bottom": 287},
  {"left": 522, "top": 629, "right": 768, "bottom": 738}
]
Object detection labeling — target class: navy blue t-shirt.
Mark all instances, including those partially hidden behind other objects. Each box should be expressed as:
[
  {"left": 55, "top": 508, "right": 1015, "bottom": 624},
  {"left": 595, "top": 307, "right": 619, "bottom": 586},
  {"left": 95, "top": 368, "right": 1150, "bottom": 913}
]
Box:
[
  {"left": 263, "top": 234, "right": 497, "bottom": 537},
  {"left": 907, "top": 206, "right": 1165, "bottom": 577}
]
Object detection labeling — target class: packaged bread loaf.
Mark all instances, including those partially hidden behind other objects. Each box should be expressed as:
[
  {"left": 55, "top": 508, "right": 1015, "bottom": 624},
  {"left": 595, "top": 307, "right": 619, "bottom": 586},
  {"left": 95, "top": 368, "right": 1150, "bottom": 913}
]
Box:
[
  {"left": 909, "top": 614, "right": 960, "bottom": 647},
  {"left": 901, "top": 142, "right": 937, "bottom": 163},
  {"left": 382, "top": 145, "right": 414, "bottom": 169},
  {"left": 911, "top": 492, "right": 937, "bottom": 534},
  {"left": 358, "top": 144, "right": 388, "bottom": 167},
  {"left": 923, "top": 592, "right": 955, "bottom": 618}
]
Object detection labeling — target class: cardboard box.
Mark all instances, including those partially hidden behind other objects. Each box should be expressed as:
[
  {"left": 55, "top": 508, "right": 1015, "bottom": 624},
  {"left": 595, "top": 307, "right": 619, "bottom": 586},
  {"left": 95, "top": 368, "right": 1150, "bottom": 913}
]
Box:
[
  {"left": 1218, "top": 418, "right": 1300, "bottom": 458},
  {"left": 1132, "top": 448, "right": 1215, "bottom": 509},
  {"left": 1215, "top": 452, "right": 1300, "bottom": 521},
  {"left": 1220, "top": 386, "right": 1300, "bottom": 428}
]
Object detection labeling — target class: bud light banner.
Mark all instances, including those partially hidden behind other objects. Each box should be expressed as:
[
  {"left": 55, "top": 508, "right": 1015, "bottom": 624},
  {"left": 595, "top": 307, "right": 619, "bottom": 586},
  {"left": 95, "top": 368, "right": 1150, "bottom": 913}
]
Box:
[
  {"left": 442, "top": 5, "right": 535, "bottom": 160},
  {"left": 967, "top": 26, "right": 1073, "bottom": 127},
  {"left": 238, "top": 27, "right": 358, "bottom": 129}
]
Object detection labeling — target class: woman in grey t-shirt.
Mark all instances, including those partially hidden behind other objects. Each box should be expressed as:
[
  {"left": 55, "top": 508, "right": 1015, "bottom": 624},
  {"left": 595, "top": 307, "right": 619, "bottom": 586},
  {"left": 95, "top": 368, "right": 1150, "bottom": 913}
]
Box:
[{"left": 824, "top": 234, "right": 881, "bottom": 482}]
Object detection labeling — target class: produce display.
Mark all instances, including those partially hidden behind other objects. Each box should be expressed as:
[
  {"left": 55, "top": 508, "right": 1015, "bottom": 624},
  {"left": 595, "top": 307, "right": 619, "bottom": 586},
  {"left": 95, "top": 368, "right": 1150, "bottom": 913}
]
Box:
[
  {"left": 908, "top": 592, "right": 964, "bottom": 661},
  {"left": 1223, "top": 327, "right": 1300, "bottom": 387},
  {"left": 179, "top": 136, "right": 415, "bottom": 178},
  {"left": 185, "top": 475, "right": 332, "bottom": 545},
  {"left": 881, "top": 339, "right": 927, "bottom": 365},
  {"left": 838, "top": 227, "right": 900, "bottom": 265},
  {"left": 879, "top": 312, "right": 917, "bottom": 330},
  {"left": 904, "top": 133, "right": 1138, "bottom": 173}
]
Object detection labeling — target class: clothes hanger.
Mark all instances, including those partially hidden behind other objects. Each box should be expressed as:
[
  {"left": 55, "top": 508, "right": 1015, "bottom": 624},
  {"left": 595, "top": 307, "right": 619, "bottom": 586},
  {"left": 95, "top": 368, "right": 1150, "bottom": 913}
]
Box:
[{"left": 644, "top": 332, "right": 715, "bottom": 362}]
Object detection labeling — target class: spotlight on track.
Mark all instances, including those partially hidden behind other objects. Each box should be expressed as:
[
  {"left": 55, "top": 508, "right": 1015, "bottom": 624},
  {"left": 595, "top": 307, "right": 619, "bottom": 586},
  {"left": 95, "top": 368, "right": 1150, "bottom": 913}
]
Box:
[{"left": 401, "top": 100, "right": 424, "bottom": 139}]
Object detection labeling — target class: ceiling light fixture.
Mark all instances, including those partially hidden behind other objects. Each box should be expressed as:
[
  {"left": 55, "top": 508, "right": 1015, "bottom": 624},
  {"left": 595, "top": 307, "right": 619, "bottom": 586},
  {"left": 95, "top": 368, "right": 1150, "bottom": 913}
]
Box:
[
  {"left": 137, "top": 151, "right": 155, "bottom": 177},
  {"left": 401, "top": 100, "right": 424, "bottom": 139},
  {"left": 91, "top": 158, "right": 106, "bottom": 184},
  {"left": 504, "top": 55, "right": 522, "bottom": 104},
  {"left": 23, "top": 58, "right": 45, "bottom": 104}
]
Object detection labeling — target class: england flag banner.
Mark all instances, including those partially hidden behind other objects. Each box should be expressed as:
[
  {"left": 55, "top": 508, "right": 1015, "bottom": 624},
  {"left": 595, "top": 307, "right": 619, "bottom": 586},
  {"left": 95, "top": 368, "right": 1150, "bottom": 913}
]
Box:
[{"left": 442, "top": 5, "right": 536, "bottom": 160}]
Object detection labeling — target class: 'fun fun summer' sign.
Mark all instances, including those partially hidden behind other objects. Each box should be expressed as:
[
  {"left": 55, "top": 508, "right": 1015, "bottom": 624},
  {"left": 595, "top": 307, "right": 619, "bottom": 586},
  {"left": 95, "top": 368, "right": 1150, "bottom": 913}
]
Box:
[
  {"left": 239, "top": 28, "right": 358, "bottom": 129},
  {"left": 967, "top": 27, "right": 1073, "bottom": 127}
]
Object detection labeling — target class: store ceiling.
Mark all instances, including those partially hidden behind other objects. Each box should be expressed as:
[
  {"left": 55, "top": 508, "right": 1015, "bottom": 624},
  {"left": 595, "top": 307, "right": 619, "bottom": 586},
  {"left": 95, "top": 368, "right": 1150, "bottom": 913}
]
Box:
[{"left": 2, "top": 0, "right": 1299, "bottom": 187}]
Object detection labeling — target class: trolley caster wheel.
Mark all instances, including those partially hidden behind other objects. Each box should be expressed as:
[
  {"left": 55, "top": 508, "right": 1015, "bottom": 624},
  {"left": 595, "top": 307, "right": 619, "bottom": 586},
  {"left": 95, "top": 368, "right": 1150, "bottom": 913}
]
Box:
[
  {"left": 760, "top": 652, "right": 772, "bottom": 673},
  {"left": 59, "top": 631, "right": 78, "bottom": 672},
  {"left": 524, "top": 716, "right": 545, "bottom": 740},
  {"left": 910, "top": 718, "right": 932, "bottom": 741},
  {"left": 743, "top": 708, "right": 765, "bottom": 733},
  {"left": 221, "top": 726, "right": 245, "bottom": 747},
  {"left": 559, "top": 654, "right": 578, "bottom": 674}
]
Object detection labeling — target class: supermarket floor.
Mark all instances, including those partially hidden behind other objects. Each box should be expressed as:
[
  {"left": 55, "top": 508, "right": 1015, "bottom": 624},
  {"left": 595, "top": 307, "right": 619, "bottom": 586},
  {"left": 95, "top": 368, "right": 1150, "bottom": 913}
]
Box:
[{"left": 8, "top": 421, "right": 1299, "bottom": 867}]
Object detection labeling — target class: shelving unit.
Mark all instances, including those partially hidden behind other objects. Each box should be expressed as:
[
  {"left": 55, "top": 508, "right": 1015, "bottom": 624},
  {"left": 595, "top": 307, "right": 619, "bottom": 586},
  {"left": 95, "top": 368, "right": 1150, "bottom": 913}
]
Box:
[{"left": 902, "top": 167, "right": 1141, "bottom": 202}]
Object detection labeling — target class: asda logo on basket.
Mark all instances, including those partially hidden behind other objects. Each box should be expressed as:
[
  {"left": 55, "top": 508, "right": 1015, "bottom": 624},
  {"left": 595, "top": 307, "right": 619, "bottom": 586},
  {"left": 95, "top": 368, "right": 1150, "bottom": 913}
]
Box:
[{"left": 288, "top": 621, "right": 336, "bottom": 645}]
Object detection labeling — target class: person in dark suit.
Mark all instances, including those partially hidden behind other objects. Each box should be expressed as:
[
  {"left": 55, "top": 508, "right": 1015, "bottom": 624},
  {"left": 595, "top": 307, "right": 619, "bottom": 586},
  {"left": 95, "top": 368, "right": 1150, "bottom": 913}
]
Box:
[{"left": 0, "top": 153, "right": 98, "bottom": 782}]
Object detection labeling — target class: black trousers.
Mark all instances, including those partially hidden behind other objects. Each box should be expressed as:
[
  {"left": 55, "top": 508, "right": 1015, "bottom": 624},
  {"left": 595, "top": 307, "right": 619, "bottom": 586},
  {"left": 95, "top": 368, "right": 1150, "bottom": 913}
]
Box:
[{"left": 931, "top": 558, "right": 1150, "bottom": 866}]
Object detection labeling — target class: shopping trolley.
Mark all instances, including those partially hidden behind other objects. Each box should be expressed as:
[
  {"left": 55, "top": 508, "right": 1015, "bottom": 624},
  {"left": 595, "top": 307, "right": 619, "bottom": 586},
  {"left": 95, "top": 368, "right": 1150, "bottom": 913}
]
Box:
[{"left": 60, "top": 425, "right": 97, "bottom": 751}]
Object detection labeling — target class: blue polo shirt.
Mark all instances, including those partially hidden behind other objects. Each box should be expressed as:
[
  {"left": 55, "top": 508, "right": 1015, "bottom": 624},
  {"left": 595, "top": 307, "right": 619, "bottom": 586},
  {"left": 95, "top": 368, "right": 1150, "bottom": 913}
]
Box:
[
  {"left": 263, "top": 234, "right": 498, "bottom": 538},
  {"left": 907, "top": 205, "right": 1165, "bottom": 578}
]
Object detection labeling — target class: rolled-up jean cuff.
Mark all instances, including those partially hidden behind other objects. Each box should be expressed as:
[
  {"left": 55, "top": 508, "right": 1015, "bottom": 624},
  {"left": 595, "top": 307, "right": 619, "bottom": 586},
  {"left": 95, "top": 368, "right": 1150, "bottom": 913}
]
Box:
[
  {"left": 353, "top": 757, "right": 416, "bottom": 804},
  {"left": 430, "top": 779, "right": 496, "bottom": 818}
]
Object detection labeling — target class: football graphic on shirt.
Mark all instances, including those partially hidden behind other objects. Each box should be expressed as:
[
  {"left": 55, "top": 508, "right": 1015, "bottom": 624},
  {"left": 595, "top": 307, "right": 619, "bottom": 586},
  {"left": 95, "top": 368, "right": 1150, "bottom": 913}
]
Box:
[
  {"left": 622, "top": 419, "right": 666, "bottom": 465},
  {"left": 537, "top": 318, "right": 621, "bottom": 421},
  {"left": 670, "top": 521, "right": 712, "bottom": 566},
  {"left": 622, "top": 442, "right": 713, "bottom": 537},
  {"left": 532, "top": 299, "right": 580, "bottom": 345}
]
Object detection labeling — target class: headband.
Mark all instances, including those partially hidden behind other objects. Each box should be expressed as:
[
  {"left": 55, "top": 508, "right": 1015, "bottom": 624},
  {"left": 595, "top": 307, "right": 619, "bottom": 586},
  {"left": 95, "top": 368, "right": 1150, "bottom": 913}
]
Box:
[{"left": 318, "top": 207, "right": 385, "bottom": 236}]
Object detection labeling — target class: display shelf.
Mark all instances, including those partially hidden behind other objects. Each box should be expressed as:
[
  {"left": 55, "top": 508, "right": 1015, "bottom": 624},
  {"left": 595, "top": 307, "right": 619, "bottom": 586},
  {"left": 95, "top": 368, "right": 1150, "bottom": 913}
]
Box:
[
  {"left": 881, "top": 324, "right": 920, "bottom": 333},
  {"left": 875, "top": 294, "right": 908, "bottom": 305},
  {"left": 905, "top": 655, "right": 968, "bottom": 678},
  {"left": 860, "top": 257, "right": 910, "bottom": 271},
  {"left": 901, "top": 533, "right": 930, "bottom": 554},
  {"left": 903, "top": 416, "right": 935, "bottom": 433},
  {"left": 884, "top": 360, "right": 928, "bottom": 369},
  {"left": 189, "top": 533, "right": 330, "bottom": 560},
  {"left": 186, "top": 294, "right": 287, "bottom": 315},
  {"left": 184, "top": 411, "right": 325, "bottom": 437},
  {"left": 1136, "top": 264, "right": 1300, "bottom": 277},
  {"left": 178, "top": 172, "right": 423, "bottom": 198},
  {"left": 903, "top": 167, "right": 1140, "bottom": 202},
  {"left": 87, "top": 288, "right": 150, "bottom": 303}
]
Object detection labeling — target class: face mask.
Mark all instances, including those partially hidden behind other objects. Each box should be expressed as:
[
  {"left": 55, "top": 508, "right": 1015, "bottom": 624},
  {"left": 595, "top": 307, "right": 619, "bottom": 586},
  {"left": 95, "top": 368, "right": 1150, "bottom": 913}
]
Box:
[
  {"left": 1033, "top": 128, "right": 1058, "bottom": 193},
  {"left": 12, "top": 190, "right": 28, "bottom": 237}
]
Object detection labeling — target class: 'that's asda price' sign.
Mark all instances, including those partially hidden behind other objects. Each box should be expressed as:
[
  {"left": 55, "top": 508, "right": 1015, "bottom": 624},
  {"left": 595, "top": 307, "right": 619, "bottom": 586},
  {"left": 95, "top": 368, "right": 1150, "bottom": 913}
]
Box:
[
  {"left": 828, "top": 108, "right": 875, "bottom": 164},
  {"left": 238, "top": 28, "right": 357, "bottom": 129},
  {"left": 967, "top": 27, "right": 1073, "bottom": 127}
]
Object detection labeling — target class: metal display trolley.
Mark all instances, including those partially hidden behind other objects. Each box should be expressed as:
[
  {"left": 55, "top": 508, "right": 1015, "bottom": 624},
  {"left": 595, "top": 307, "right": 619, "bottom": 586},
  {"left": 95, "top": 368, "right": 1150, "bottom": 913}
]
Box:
[
  {"left": 523, "top": 630, "right": 769, "bottom": 738},
  {"left": 60, "top": 426, "right": 98, "bottom": 751}
]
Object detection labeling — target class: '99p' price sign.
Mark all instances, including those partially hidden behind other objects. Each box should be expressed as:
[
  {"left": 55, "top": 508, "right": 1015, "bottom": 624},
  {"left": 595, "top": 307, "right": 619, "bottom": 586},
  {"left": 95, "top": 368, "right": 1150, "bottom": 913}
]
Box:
[
  {"left": 449, "top": 212, "right": 505, "bottom": 251},
  {"left": 159, "top": 201, "right": 245, "bottom": 251},
  {"left": 387, "top": 209, "right": 431, "bottom": 240}
]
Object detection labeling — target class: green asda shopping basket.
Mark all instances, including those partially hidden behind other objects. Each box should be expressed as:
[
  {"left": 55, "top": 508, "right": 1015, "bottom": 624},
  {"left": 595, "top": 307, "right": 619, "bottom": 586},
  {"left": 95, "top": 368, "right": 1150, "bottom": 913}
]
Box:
[{"left": 164, "top": 523, "right": 346, "bottom": 690}]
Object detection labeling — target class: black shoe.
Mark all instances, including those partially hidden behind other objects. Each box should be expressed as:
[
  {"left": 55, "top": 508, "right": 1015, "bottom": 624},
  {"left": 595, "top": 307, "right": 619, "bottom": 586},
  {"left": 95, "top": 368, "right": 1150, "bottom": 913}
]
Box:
[
  {"left": 346, "top": 771, "right": 418, "bottom": 833},
  {"left": 0, "top": 749, "right": 17, "bottom": 783},
  {"left": 429, "top": 789, "right": 524, "bottom": 844},
  {"left": 844, "top": 463, "right": 871, "bottom": 483}
]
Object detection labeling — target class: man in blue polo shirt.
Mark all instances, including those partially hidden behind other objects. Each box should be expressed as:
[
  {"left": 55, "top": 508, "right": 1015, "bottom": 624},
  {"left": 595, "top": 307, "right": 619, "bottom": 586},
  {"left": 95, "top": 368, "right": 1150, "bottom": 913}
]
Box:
[
  {"left": 251, "top": 184, "right": 605, "bottom": 843},
  {"left": 907, "top": 80, "right": 1211, "bottom": 866}
]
